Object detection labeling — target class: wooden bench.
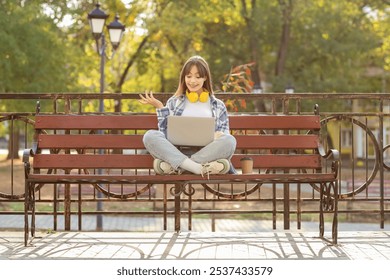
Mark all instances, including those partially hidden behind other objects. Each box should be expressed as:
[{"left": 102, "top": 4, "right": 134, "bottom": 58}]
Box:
[{"left": 23, "top": 106, "right": 339, "bottom": 246}]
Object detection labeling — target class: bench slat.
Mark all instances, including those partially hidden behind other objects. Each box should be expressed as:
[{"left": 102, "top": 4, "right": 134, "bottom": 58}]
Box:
[
  {"left": 232, "top": 154, "right": 322, "bottom": 169},
  {"left": 234, "top": 135, "right": 319, "bottom": 149},
  {"left": 34, "top": 115, "right": 320, "bottom": 130},
  {"left": 32, "top": 154, "right": 321, "bottom": 169},
  {"left": 37, "top": 134, "right": 319, "bottom": 150},
  {"left": 229, "top": 115, "right": 320, "bottom": 130},
  {"left": 33, "top": 154, "right": 154, "bottom": 169},
  {"left": 37, "top": 134, "right": 145, "bottom": 149},
  {"left": 34, "top": 115, "right": 158, "bottom": 130}
]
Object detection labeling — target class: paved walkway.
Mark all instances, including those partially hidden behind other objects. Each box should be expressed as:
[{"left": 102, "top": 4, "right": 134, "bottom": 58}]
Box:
[
  {"left": 0, "top": 215, "right": 390, "bottom": 260},
  {"left": 1, "top": 229, "right": 390, "bottom": 260},
  {"left": 1, "top": 229, "right": 389, "bottom": 280},
  {"left": 1, "top": 216, "right": 390, "bottom": 279}
]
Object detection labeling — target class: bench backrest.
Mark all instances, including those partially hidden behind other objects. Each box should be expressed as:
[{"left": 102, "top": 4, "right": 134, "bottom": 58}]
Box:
[{"left": 31, "top": 114, "right": 322, "bottom": 173}]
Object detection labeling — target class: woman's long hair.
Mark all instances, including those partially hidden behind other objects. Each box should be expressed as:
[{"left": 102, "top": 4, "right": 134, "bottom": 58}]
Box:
[{"left": 174, "top": 56, "right": 214, "bottom": 96}]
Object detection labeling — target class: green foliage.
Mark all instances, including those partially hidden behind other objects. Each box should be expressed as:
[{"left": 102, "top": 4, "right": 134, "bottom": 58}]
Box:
[
  {"left": 0, "top": 1, "right": 85, "bottom": 114},
  {"left": 277, "top": 0, "right": 383, "bottom": 93}
]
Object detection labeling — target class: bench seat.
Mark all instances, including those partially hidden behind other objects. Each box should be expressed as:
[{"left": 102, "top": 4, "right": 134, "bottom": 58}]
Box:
[{"left": 26, "top": 173, "right": 337, "bottom": 184}]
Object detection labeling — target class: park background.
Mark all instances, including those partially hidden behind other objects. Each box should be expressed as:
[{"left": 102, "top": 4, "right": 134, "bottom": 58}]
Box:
[
  {"left": 0, "top": 0, "right": 388, "bottom": 111},
  {"left": 0, "top": 0, "right": 389, "bottom": 232}
]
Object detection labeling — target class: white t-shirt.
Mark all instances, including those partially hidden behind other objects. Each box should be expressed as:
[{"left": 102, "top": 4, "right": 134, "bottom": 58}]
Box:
[{"left": 181, "top": 99, "right": 212, "bottom": 117}]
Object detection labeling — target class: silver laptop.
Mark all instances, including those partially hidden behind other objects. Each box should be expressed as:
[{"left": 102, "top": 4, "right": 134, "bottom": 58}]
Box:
[{"left": 167, "top": 116, "right": 215, "bottom": 146}]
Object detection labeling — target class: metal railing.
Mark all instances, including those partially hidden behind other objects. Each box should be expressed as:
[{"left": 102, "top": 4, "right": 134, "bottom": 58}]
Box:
[{"left": 1, "top": 92, "right": 389, "bottom": 231}]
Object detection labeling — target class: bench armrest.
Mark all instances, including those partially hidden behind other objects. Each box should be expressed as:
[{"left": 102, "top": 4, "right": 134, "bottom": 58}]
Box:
[
  {"left": 318, "top": 144, "right": 340, "bottom": 177},
  {"left": 23, "top": 141, "right": 38, "bottom": 162},
  {"left": 23, "top": 145, "right": 36, "bottom": 178},
  {"left": 318, "top": 145, "right": 339, "bottom": 161},
  {"left": 22, "top": 148, "right": 34, "bottom": 163}
]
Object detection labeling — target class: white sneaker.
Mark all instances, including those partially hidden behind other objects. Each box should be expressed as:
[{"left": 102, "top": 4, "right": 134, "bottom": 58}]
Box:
[
  {"left": 201, "top": 159, "right": 230, "bottom": 178},
  {"left": 153, "top": 159, "right": 181, "bottom": 175}
]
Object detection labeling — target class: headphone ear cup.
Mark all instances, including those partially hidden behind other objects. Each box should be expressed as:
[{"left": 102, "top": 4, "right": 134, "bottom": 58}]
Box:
[
  {"left": 199, "top": 92, "right": 209, "bottom": 103},
  {"left": 186, "top": 91, "right": 199, "bottom": 103},
  {"left": 186, "top": 90, "right": 209, "bottom": 103}
]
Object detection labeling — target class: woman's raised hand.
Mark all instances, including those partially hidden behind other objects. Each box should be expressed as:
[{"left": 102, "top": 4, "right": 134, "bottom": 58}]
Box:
[{"left": 138, "top": 91, "right": 164, "bottom": 109}]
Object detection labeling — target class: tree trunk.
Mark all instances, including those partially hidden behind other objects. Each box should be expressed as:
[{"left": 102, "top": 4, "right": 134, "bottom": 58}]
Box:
[
  {"left": 275, "top": 0, "right": 293, "bottom": 76},
  {"left": 242, "top": 0, "right": 266, "bottom": 112},
  {"left": 116, "top": 35, "right": 150, "bottom": 94}
]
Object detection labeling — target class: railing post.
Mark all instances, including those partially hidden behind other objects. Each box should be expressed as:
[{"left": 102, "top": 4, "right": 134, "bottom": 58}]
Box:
[
  {"left": 379, "top": 99, "right": 385, "bottom": 228},
  {"left": 64, "top": 97, "right": 71, "bottom": 231},
  {"left": 174, "top": 184, "right": 181, "bottom": 232},
  {"left": 283, "top": 97, "right": 290, "bottom": 230}
]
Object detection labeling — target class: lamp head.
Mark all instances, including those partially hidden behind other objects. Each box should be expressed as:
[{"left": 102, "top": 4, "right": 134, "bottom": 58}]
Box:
[
  {"left": 107, "top": 14, "right": 126, "bottom": 50},
  {"left": 88, "top": 3, "right": 109, "bottom": 40}
]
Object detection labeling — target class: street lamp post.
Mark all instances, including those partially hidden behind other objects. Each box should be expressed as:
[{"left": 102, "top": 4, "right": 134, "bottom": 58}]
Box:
[
  {"left": 88, "top": 3, "right": 125, "bottom": 111},
  {"left": 88, "top": 2, "right": 125, "bottom": 231}
]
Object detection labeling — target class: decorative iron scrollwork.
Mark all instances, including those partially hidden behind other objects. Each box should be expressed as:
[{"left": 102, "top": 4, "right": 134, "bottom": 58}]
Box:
[
  {"left": 183, "top": 184, "right": 196, "bottom": 196},
  {"left": 321, "top": 182, "right": 336, "bottom": 211},
  {"left": 169, "top": 184, "right": 185, "bottom": 197}
]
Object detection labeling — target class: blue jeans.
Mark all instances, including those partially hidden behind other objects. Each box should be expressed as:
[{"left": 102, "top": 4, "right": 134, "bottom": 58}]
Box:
[{"left": 143, "top": 130, "right": 237, "bottom": 171}]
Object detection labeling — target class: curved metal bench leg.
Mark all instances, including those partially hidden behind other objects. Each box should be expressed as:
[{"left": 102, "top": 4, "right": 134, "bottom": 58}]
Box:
[
  {"left": 320, "top": 181, "right": 338, "bottom": 245},
  {"left": 173, "top": 183, "right": 184, "bottom": 233},
  {"left": 319, "top": 183, "right": 325, "bottom": 238},
  {"left": 332, "top": 181, "right": 338, "bottom": 244},
  {"left": 24, "top": 181, "right": 30, "bottom": 246},
  {"left": 31, "top": 186, "right": 36, "bottom": 238}
]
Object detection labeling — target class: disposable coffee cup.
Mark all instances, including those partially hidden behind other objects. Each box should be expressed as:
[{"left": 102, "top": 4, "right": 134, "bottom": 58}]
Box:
[{"left": 240, "top": 157, "right": 253, "bottom": 174}]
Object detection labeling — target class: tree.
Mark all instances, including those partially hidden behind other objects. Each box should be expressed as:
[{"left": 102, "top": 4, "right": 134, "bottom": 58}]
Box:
[{"left": 0, "top": 1, "right": 81, "bottom": 158}]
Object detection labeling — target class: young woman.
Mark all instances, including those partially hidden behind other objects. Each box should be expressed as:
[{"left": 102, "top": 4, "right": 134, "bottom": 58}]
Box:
[{"left": 139, "top": 55, "right": 236, "bottom": 176}]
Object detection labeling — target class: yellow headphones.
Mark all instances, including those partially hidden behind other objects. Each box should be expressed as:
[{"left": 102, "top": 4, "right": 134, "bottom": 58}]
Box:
[{"left": 186, "top": 90, "right": 209, "bottom": 103}]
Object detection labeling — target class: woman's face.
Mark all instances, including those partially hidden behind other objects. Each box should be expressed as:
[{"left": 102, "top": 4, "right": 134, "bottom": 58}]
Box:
[{"left": 185, "top": 65, "right": 206, "bottom": 93}]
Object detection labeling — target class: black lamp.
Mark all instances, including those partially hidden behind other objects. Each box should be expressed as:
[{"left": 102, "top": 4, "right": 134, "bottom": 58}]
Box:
[
  {"left": 107, "top": 14, "right": 125, "bottom": 50},
  {"left": 88, "top": 3, "right": 109, "bottom": 41}
]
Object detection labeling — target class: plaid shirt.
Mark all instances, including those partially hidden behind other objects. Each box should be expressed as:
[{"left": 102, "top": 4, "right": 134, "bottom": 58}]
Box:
[{"left": 156, "top": 94, "right": 230, "bottom": 135}]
